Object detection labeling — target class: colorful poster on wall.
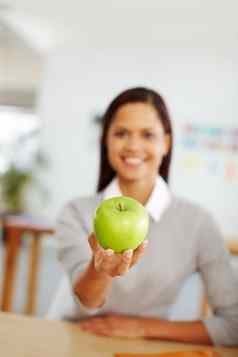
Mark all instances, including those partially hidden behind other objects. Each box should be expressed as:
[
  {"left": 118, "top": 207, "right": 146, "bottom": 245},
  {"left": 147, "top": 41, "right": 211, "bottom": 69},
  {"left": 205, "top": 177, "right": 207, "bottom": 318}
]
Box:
[{"left": 177, "top": 123, "right": 238, "bottom": 182}]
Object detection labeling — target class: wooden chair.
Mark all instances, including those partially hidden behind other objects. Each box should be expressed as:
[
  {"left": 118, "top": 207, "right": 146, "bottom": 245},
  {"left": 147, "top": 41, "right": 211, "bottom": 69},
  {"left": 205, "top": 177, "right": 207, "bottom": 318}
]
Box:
[
  {"left": 0, "top": 214, "right": 55, "bottom": 315},
  {"left": 201, "top": 239, "right": 238, "bottom": 318}
]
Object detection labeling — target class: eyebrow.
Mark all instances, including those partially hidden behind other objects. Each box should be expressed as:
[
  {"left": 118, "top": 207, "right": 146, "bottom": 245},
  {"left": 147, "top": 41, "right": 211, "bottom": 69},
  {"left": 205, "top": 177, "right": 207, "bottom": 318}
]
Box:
[{"left": 113, "top": 126, "right": 156, "bottom": 131}]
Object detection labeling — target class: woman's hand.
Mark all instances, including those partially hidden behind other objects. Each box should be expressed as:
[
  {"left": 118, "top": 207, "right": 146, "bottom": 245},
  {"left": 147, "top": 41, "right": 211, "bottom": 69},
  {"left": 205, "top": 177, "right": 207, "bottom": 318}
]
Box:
[
  {"left": 79, "top": 313, "right": 146, "bottom": 338},
  {"left": 88, "top": 233, "right": 148, "bottom": 277},
  {"left": 80, "top": 315, "right": 214, "bottom": 345},
  {"left": 73, "top": 233, "right": 148, "bottom": 309}
]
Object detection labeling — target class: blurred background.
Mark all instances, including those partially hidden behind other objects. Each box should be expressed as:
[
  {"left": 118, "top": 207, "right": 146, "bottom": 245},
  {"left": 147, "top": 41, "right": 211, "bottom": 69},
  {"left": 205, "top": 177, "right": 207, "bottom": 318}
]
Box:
[{"left": 0, "top": 0, "right": 237, "bottom": 318}]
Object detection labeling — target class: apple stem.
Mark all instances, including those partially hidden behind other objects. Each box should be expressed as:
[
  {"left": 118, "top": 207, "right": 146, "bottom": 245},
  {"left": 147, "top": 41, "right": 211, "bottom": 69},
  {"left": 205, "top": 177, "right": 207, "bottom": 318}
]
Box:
[{"left": 118, "top": 203, "right": 123, "bottom": 211}]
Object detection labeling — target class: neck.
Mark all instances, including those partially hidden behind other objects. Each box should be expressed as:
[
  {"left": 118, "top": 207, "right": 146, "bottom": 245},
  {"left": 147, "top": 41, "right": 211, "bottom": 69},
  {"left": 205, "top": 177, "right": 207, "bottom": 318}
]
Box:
[{"left": 117, "top": 176, "right": 157, "bottom": 205}]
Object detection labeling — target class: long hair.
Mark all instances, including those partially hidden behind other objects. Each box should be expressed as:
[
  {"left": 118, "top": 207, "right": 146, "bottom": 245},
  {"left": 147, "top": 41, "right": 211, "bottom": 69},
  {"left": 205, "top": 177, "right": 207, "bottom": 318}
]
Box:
[{"left": 97, "top": 87, "right": 173, "bottom": 192}]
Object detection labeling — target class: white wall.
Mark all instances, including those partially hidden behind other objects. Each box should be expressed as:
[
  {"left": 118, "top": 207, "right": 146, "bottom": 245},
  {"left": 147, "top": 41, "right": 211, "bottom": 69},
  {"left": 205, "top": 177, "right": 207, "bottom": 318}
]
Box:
[{"left": 38, "top": 44, "right": 238, "bottom": 237}]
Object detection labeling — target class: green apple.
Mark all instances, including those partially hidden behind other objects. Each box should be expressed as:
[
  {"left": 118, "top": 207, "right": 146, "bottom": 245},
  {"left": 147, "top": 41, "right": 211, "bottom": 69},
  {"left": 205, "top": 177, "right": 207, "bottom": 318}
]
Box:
[{"left": 94, "top": 196, "right": 149, "bottom": 253}]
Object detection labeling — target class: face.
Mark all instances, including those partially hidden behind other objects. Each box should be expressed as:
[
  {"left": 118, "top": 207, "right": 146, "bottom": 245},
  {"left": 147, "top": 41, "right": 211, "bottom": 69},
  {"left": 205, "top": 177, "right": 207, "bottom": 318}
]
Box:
[{"left": 106, "top": 102, "right": 170, "bottom": 184}]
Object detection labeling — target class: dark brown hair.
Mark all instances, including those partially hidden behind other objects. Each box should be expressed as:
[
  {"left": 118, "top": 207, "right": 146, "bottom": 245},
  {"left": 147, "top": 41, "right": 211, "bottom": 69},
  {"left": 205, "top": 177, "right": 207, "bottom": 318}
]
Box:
[{"left": 97, "top": 87, "right": 173, "bottom": 192}]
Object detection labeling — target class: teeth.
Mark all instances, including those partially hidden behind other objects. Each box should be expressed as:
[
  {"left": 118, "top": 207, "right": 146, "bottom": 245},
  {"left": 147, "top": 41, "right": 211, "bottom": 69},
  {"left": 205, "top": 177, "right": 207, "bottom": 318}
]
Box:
[{"left": 124, "top": 157, "right": 143, "bottom": 165}]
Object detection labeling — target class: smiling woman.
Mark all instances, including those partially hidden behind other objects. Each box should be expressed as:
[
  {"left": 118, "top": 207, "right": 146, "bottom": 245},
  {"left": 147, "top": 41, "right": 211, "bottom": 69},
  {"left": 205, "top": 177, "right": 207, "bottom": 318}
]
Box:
[
  {"left": 105, "top": 102, "right": 170, "bottom": 204},
  {"left": 48, "top": 87, "right": 238, "bottom": 347}
]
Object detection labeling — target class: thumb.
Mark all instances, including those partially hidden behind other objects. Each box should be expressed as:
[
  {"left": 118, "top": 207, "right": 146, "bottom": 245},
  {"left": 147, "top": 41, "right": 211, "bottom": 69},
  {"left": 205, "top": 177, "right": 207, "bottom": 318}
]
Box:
[{"left": 88, "top": 233, "right": 100, "bottom": 252}]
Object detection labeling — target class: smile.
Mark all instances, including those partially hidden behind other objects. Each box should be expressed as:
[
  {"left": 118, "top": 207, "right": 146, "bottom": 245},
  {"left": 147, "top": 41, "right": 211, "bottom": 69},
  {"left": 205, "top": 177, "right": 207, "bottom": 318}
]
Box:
[{"left": 121, "top": 157, "right": 145, "bottom": 166}]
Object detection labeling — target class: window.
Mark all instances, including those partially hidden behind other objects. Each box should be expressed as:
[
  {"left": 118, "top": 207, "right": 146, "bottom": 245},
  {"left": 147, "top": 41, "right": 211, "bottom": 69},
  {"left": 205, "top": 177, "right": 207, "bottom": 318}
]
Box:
[{"left": 0, "top": 105, "right": 41, "bottom": 174}]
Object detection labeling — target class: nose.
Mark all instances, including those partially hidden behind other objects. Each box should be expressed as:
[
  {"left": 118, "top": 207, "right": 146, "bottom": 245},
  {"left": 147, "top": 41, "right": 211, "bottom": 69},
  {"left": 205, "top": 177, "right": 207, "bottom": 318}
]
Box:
[{"left": 124, "top": 135, "right": 142, "bottom": 152}]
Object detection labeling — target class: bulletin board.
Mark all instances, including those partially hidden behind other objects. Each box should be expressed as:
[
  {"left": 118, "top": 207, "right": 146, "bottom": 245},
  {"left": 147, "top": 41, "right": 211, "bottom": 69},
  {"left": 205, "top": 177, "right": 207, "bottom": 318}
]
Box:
[{"left": 172, "top": 123, "right": 238, "bottom": 237}]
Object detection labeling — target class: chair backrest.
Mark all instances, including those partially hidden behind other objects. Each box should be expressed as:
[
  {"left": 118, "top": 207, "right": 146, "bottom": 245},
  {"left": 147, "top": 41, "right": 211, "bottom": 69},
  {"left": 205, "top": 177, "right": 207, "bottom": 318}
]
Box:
[
  {"left": 200, "top": 239, "right": 238, "bottom": 318},
  {"left": 0, "top": 214, "right": 55, "bottom": 315}
]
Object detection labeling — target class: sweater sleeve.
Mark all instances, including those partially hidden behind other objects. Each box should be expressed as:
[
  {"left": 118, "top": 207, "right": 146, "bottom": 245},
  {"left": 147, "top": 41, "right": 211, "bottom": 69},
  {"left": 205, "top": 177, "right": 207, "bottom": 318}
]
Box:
[
  {"left": 51, "top": 199, "right": 102, "bottom": 318},
  {"left": 56, "top": 200, "right": 92, "bottom": 284},
  {"left": 197, "top": 211, "right": 238, "bottom": 346}
]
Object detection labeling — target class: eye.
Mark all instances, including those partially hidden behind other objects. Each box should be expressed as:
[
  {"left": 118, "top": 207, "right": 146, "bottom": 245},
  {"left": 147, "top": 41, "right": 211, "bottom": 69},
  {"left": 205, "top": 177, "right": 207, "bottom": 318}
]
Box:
[
  {"left": 114, "top": 130, "right": 127, "bottom": 138},
  {"left": 143, "top": 131, "right": 155, "bottom": 139}
]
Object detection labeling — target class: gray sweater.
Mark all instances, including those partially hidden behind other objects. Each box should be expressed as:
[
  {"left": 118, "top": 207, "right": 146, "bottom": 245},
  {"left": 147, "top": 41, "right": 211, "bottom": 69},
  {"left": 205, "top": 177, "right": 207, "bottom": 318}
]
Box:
[{"left": 55, "top": 193, "right": 238, "bottom": 346}]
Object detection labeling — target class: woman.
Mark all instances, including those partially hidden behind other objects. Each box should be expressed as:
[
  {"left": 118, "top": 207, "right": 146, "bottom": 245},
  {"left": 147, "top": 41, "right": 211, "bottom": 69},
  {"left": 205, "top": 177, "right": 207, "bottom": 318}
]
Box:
[{"left": 50, "top": 87, "right": 238, "bottom": 346}]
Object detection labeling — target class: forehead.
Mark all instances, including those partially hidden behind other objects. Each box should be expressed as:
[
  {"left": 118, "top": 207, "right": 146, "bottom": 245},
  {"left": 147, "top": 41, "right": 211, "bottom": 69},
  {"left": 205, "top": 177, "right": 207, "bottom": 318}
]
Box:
[{"left": 111, "top": 102, "right": 163, "bottom": 130}]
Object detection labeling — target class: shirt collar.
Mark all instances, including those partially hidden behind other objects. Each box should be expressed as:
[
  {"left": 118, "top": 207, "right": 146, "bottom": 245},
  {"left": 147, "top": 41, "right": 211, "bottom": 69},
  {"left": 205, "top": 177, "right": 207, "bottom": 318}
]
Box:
[{"left": 102, "top": 176, "right": 171, "bottom": 222}]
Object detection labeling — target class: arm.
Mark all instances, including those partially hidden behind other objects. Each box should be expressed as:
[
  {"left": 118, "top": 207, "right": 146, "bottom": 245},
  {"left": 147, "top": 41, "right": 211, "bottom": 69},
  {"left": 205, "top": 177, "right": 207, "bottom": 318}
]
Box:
[
  {"left": 74, "top": 234, "right": 147, "bottom": 308},
  {"left": 144, "top": 213, "right": 238, "bottom": 346},
  {"left": 56, "top": 203, "right": 114, "bottom": 310},
  {"left": 143, "top": 318, "right": 213, "bottom": 344},
  {"left": 197, "top": 212, "right": 238, "bottom": 346},
  {"left": 146, "top": 213, "right": 238, "bottom": 346},
  {"left": 56, "top": 200, "right": 148, "bottom": 313},
  {"left": 80, "top": 211, "right": 238, "bottom": 346},
  {"left": 73, "top": 258, "right": 113, "bottom": 309},
  {"left": 80, "top": 314, "right": 213, "bottom": 344}
]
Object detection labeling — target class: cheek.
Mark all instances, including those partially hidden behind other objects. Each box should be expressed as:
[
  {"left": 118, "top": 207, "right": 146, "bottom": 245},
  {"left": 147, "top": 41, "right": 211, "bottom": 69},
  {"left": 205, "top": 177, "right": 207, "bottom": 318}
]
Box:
[
  {"left": 107, "top": 138, "right": 122, "bottom": 161},
  {"left": 148, "top": 143, "right": 164, "bottom": 160}
]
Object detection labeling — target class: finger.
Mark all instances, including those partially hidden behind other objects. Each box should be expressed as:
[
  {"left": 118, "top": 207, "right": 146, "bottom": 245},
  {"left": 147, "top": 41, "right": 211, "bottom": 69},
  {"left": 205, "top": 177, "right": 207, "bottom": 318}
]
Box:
[
  {"left": 88, "top": 233, "right": 102, "bottom": 253},
  {"left": 80, "top": 324, "right": 107, "bottom": 336},
  {"left": 80, "top": 318, "right": 100, "bottom": 330},
  {"left": 115, "top": 249, "right": 133, "bottom": 276},
  {"left": 85, "top": 326, "right": 110, "bottom": 337},
  {"left": 80, "top": 319, "right": 110, "bottom": 336},
  {"left": 94, "top": 249, "right": 105, "bottom": 271},
  {"left": 94, "top": 247, "right": 115, "bottom": 272},
  {"left": 130, "top": 239, "right": 148, "bottom": 267},
  {"left": 100, "top": 249, "right": 115, "bottom": 273},
  {"left": 79, "top": 320, "right": 90, "bottom": 329}
]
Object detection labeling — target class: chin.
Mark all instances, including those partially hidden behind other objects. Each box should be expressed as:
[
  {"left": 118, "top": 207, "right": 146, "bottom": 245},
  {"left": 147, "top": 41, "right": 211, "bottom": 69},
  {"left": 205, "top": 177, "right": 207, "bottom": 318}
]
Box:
[{"left": 117, "top": 170, "right": 146, "bottom": 182}]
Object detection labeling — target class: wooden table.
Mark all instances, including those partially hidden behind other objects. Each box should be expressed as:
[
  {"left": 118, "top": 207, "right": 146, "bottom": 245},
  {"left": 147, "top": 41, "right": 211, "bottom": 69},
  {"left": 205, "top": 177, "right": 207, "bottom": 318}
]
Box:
[{"left": 0, "top": 313, "right": 237, "bottom": 357}]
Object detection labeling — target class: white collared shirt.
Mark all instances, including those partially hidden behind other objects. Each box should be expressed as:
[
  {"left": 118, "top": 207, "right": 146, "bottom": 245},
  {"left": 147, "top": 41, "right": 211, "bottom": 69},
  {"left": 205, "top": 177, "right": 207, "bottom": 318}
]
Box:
[{"left": 103, "top": 176, "right": 171, "bottom": 222}]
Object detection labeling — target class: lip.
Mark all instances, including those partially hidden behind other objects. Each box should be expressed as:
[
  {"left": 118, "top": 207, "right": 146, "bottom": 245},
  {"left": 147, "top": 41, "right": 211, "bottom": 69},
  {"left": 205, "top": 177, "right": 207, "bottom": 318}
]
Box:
[{"left": 121, "top": 156, "right": 145, "bottom": 169}]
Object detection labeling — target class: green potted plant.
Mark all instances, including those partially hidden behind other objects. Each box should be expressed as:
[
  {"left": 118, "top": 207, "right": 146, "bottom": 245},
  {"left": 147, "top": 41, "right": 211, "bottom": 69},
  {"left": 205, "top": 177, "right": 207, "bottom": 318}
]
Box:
[
  {"left": 0, "top": 151, "right": 48, "bottom": 214},
  {"left": 0, "top": 166, "right": 33, "bottom": 214},
  {"left": 0, "top": 151, "right": 49, "bottom": 244}
]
